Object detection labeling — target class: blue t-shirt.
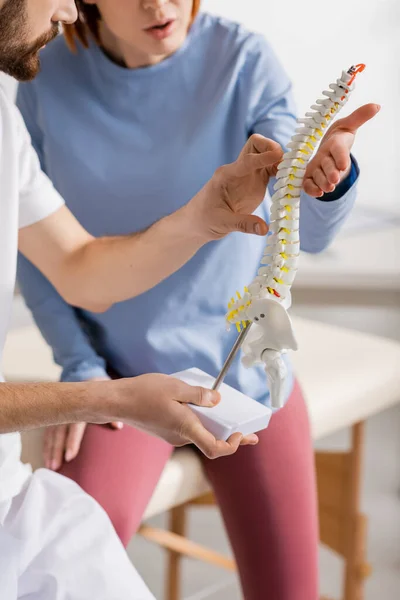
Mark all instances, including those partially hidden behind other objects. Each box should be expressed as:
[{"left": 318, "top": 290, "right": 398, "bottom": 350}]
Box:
[{"left": 17, "top": 13, "right": 358, "bottom": 406}]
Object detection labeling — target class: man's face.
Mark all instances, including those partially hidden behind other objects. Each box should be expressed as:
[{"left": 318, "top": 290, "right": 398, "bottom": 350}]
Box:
[{"left": 0, "top": 0, "right": 77, "bottom": 81}]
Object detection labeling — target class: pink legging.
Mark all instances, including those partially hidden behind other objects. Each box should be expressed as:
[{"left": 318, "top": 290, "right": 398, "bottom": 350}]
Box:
[{"left": 60, "top": 381, "right": 318, "bottom": 599}]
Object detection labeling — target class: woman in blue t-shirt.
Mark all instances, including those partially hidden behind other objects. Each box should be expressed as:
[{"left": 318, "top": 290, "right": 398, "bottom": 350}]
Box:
[{"left": 17, "top": 1, "right": 377, "bottom": 596}]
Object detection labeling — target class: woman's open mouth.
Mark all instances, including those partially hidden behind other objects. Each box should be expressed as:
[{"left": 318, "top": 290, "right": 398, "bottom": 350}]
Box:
[{"left": 144, "top": 19, "right": 176, "bottom": 41}]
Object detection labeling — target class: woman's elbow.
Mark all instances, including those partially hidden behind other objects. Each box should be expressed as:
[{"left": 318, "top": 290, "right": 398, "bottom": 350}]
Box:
[{"left": 300, "top": 236, "right": 334, "bottom": 254}]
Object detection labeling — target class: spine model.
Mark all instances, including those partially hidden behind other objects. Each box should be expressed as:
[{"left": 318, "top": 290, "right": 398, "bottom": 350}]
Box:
[{"left": 225, "top": 64, "right": 365, "bottom": 408}]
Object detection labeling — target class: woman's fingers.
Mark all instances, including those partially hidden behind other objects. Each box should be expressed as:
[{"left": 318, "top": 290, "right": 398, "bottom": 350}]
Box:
[
  {"left": 312, "top": 167, "right": 335, "bottom": 194},
  {"left": 321, "top": 155, "right": 341, "bottom": 186},
  {"left": 65, "top": 422, "right": 87, "bottom": 462},
  {"left": 43, "top": 426, "right": 55, "bottom": 468},
  {"left": 303, "top": 177, "right": 323, "bottom": 198},
  {"left": 49, "top": 425, "right": 68, "bottom": 471}
]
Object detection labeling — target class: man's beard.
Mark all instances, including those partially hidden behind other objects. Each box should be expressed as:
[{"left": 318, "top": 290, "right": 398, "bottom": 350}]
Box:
[{"left": 0, "top": 0, "right": 59, "bottom": 81}]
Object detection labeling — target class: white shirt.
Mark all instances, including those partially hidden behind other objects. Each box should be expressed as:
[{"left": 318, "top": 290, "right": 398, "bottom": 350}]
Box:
[{"left": 0, "top": 86, "right": 64, "bottom": 504}]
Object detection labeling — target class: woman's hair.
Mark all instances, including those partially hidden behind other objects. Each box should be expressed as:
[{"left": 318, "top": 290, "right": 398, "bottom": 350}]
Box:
[{"left": 64, "top": 1, "right": 201, "bottom": 52}]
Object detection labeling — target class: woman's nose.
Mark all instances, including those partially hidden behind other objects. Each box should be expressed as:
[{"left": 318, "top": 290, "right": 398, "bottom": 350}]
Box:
[{"left": 142, "top": 0, "right": 169, "bottom": 11}]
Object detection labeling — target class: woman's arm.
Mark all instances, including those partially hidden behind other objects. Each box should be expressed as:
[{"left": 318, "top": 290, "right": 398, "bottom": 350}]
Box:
[
  {"left": 17, "top": 79, "right": 109, "bottom": 381},
  {"left": 241, "top": 35, "right": 361, "bottom": 252},
  {"left": 18, "top": 253, "right": 109, "bottom": 382}
]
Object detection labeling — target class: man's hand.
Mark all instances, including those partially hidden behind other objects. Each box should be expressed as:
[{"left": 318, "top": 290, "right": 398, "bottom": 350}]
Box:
[
  {"left": 188, "top": 134, "right": 283, "bottom": 240},
  {"left": 303, "top": 103, "right": 380, "bottom": 197},
  {"left": 100, "top": 374, "right": 259, "bottom": 459},
  {"left": 43, "top": 377, "right": 123, "bottom": 470},
  {"left": 18, "top": 135, "right": 282, "bottom": 311},
  {"left": 1, "top": 375, "right": 258, "bottom": 459}
]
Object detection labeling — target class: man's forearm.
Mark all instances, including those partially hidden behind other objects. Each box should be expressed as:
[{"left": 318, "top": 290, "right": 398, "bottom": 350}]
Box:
[
  {"left": 19, "top": 136, "right": 282, "bottom": 312},
  {"left": 0, "top": 380, "right": 113, "bottom": 433},
  {"left": 62, "top": 203, "right": 208, "bottom": 310}
]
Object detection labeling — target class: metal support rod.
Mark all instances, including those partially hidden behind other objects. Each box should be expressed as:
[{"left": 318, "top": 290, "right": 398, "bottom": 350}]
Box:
[{"left": 212, "top": 323, "right": 252, "bottom": 390}]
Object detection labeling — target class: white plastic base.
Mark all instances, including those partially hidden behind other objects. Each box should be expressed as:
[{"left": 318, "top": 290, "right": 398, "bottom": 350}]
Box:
[{"left": 172, "top": 368, "right": 272, "bottom": 441}]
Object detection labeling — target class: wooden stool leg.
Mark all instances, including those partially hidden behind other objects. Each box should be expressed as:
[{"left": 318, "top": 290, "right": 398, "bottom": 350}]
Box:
[
  {"left": 166, "top": 504, "right": 187, "bottom": 600},
  {"left": 317, "top": 420, "right": 371, "bottom": 600},
  {"left": 344, "top": 422, "right": 370, "bottom": 600}
]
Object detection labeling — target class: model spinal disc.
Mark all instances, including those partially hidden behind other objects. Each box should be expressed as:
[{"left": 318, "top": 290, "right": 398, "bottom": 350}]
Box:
[{"left": 226, "top": 64, "right": 365, "bottom": 408}]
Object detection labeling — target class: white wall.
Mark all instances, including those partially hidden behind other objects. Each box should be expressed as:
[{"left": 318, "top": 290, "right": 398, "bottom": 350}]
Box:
[{"left": 2, "top": 0, "right": 399, "bottom": 209}]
